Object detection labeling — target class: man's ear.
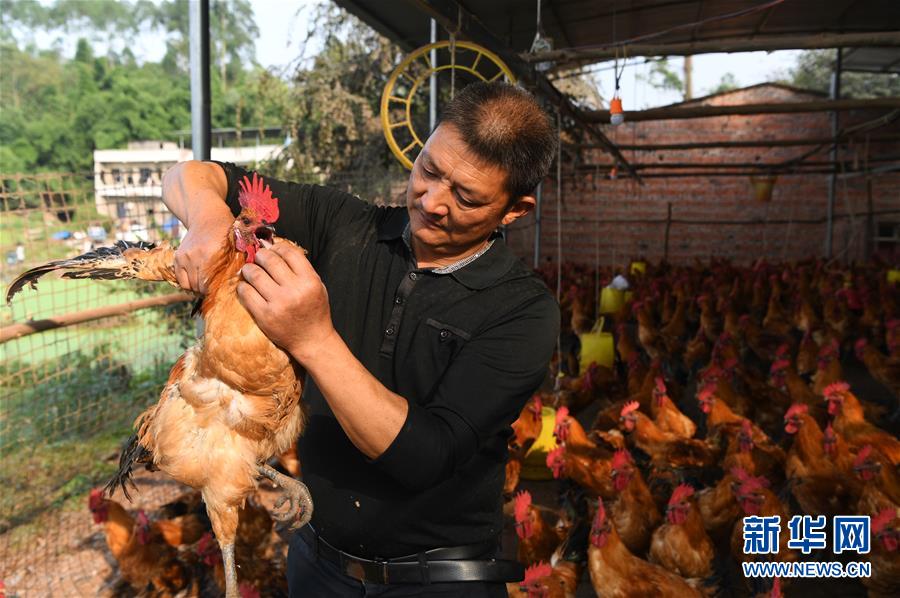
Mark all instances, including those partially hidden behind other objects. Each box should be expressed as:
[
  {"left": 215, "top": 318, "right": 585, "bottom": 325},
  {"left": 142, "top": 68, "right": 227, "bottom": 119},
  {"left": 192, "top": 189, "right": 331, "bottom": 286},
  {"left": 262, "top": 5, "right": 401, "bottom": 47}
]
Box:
[{"left": 501, "top": 195, "right": 536, "bottom": 226}]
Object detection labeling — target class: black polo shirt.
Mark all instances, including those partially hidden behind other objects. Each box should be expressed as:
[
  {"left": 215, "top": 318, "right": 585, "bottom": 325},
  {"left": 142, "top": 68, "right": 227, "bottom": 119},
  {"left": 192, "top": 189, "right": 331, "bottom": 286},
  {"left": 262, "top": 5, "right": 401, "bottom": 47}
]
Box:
[{"left": 216, "top": 162, "right": 559, "bottom": 559}]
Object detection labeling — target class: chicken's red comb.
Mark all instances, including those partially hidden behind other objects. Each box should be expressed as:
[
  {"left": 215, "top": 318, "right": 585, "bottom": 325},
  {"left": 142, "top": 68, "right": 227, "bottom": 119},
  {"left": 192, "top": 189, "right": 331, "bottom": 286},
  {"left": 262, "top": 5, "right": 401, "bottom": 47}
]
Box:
[
  {"left": 824, "top": 423, "right": 835, "bottom": 437},
  {"left": 853, "top": 445, "right": 874, "bottom": 468},
  {"left": 854, "top": 338, "right": 868, "bottom": 350},
  {"left": 555, "top": 406, "right": 570, "bottom": 425},
  {"left": 620, "top": 401, "right": 640, "bottom": 417},
  {"left": 669, "top": 483, "right": 694, "bottom": 505},
  {"left": 784, "top": 403, "right": 809, "bottom": 420},
  {"left": 730, "top": 466, "right": 751, "bottom": 482},
  {"left": 654, "top": 377, "right": 666, "bottom": 393},
  {"left": 771, "top": 577, "right": 782, "bottom": 598},
  {"left": 523, "top": 562, "right": 553, "bottom": 584},
  {"left": 872, "top": 508, "right": 897, "bottom": 534},
  {"left": 611, "top": 449, "right": 631, "bottom": 471},
  {"left": 238, "top": 173, "right": 279, "bottom": 224},
  {"left": 594, "top": 497, "right": 607, "bottom": 524},
  {"left": 770, "top": 358, "right": 790, "bottom": 372},
  {"left": 514, "top": 490, "right": 532, "bottom": 522},
  {"left": 823, "top": 381, "right": 850, "bottom": 397},
  {"left": 529, "top": 396, "right": 542, "bottom": 414}
]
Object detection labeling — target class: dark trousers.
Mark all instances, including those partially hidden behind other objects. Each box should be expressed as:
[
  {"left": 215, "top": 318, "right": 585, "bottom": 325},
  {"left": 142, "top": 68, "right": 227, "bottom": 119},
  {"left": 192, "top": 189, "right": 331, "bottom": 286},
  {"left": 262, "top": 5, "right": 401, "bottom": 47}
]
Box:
[{"left": 286, "top": 531, "right": 508, "bottom": 598}]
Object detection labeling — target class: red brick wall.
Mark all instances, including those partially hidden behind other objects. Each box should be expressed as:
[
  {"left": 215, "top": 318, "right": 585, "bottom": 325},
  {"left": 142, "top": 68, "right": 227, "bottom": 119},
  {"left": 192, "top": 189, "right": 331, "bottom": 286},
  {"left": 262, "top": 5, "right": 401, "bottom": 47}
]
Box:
[{"left": 506, "top": 85, "right": 900, "bottom": 268}]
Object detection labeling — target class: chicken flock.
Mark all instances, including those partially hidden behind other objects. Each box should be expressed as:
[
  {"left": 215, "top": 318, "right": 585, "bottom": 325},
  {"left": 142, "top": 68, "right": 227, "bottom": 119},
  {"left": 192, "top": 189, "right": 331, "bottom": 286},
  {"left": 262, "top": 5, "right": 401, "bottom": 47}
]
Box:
[{"left": 506, "top": 257, "right": 899, "bottom": 598}]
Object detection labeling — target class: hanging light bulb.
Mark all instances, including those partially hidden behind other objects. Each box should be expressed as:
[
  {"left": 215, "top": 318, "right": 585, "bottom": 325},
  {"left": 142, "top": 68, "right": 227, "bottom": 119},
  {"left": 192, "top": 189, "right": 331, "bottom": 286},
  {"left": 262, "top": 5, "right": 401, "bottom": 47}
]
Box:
[
  {"left": 610, "top": 94, "right": 625, "bottom": 126},
  {"left": 530, "top": 0, "right": 554, "bottom": 72}
]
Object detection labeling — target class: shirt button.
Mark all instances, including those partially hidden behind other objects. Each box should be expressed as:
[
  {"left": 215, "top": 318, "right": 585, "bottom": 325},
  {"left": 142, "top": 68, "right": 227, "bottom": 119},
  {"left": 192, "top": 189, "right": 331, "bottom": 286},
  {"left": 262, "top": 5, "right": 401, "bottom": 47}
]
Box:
[
  {"left": 394, "top": 296, "right": 403, "bottom": 305},
  {"left": 409, "top": 272, "right": 418, "bottom": 280},
  {"left": 385, "top": 327, "right": 395, "bottom": 336},
  {"left": 439, "top": 330, "right": 450, "bottom": 340}
]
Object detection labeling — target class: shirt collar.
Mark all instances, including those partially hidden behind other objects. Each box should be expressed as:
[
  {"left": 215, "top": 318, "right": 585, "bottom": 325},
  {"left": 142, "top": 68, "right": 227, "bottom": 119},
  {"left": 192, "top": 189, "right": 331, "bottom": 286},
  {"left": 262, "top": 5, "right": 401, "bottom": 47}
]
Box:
[{"left": 376, "top": 208, "right": 517, "bottom": 290}]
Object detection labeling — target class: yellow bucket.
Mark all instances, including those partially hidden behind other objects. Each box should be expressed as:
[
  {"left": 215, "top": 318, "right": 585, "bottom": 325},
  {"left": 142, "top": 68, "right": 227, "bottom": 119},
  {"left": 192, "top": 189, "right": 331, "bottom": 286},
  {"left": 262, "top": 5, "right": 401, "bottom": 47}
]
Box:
[
  {"left": 630, "top": 261, "right": 647, "bottom": 275},
  {"left": 889, "top": 270, "right": 900, "bottom": 284},
  {"left": 521, "top": 406, "right": 558, "bottom": 480},
  {"left": 578, "top": 318, "right": 615, "bottom": 371},
  {"left": 599, "top": 287, "right": 625, "bottom": 314}
]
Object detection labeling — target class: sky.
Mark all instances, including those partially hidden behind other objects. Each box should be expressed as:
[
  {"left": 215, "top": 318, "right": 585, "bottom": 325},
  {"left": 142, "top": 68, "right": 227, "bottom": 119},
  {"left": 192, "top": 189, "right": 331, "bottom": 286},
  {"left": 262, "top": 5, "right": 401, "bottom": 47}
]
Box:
[
  {"left": 18, "top": 0, "right": 805, "bottom": 110},
  {"left": 248, "top": 0, "right": 803, "bottom": 109}
]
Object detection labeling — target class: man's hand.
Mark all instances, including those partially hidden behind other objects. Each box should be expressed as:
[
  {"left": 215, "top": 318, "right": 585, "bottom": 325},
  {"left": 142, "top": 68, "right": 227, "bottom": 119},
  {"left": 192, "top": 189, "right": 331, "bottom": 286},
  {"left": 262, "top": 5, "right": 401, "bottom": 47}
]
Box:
[
  {"left": 173, "top": 214, "right": 232, "bottom": 293},
  {"left": 237, "top": 243, "right": 335, "bottom": 362}
]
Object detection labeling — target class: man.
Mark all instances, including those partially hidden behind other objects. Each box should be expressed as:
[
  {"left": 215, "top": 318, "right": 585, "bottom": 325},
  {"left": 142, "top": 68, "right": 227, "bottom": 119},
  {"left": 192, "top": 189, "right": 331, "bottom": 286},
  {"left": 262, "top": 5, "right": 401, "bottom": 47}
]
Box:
[{"left": 161, "top": 82, "right": 559, "bottom": 597}]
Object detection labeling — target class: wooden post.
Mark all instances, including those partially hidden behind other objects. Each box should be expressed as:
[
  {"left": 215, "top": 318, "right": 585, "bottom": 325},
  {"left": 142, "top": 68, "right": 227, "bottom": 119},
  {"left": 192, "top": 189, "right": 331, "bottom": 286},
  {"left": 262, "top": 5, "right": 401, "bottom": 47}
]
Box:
[
  {"left": 664, "top": 202, "right": 672, "bottom": 262},
  {"left": 866, "top": 178, "right": 874, "bottom": 261}
]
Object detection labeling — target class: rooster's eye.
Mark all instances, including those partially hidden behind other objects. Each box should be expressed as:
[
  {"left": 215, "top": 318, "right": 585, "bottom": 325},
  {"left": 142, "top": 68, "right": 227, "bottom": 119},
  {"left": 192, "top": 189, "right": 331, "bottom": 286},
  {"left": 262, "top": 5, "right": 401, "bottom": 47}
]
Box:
[{"left": 241, "top": 217, "right": 251, "bottom": 226}]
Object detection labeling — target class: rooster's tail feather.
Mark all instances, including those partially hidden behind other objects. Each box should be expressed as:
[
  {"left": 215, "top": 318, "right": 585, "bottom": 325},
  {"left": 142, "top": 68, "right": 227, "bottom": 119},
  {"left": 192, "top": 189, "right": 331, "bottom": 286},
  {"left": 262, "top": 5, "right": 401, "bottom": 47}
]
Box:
[
  {"left": 6, "top": 240, "right": 178, "bottom": 303},
  {"left": 104, "top": 430, "right": 155, "bottom": 501}
]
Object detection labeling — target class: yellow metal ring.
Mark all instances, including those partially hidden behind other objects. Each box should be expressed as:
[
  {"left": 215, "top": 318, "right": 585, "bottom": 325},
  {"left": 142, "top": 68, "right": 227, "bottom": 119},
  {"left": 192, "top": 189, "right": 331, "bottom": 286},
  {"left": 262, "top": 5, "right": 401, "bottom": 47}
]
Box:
[{"left": 380, "top": 40, "right": 516, "bottom": 170}]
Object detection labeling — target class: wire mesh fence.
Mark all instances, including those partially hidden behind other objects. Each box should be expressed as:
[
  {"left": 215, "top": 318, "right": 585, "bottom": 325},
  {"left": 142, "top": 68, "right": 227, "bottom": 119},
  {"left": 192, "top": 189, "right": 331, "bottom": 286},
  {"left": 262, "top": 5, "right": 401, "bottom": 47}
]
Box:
[{"left": 0, "top": 166, "right": 406, "bottom": 596}]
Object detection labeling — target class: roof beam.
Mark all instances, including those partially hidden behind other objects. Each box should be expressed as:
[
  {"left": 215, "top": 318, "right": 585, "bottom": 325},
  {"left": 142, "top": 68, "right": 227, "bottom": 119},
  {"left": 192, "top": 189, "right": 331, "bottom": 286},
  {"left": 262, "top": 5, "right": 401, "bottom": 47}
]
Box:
[
  {"left": 408, "top": 0, "right": 640, "bottom": 181},
  {"left": 573, "top": 133, "right": 900, "bottom": 151},
  {"left": 522, "top": 31, "right": 900, "bottom": 64},
  {"left": 581, "top": 98, "right": 900, "bottom": 123}
]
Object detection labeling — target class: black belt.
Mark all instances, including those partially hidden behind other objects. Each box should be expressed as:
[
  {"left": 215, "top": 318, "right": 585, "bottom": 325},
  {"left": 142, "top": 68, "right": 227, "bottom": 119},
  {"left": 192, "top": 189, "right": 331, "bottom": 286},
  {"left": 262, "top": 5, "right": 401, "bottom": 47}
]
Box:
[{"left": 299, "top": 525, "right": 524, "bottom": 584}]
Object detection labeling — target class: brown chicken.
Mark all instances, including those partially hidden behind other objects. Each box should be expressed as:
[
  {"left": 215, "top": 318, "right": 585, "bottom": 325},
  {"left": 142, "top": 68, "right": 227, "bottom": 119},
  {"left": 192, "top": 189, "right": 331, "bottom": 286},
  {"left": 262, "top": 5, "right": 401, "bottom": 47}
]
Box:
[
  {"left": 855, "top": 337, "right": 900, "bottom": 397},
  {"left": 88, "top": 489, "right": 192, "bottom": 594},
  {"left": 825, "top": 382, "right": 900, "bottom": 466},
  {"left": 511, "top": 396, "right": 544, "bottom": 453},
  {"left": 619, "top": 401, "right": 715, "bottom": 470},
  {"left": 515, "top": 490, "right": 563, "bottom": 566},
  {"left": 696, "top": 469, "right": 743, "bottom": 542},
  {"left": 852, "top": 445, "right": 900, "bottom": 506},
  {"left": 508, "top": 560, "right": 579, "bottom": 598},
  {"left": 649, "top": 484, "right": 715, "bottom": 580},
  {"left": 783, "top": 404, "right": 857, "bottom": 516},
  {"left": 9, "top": 174, "right": 313, "bottom": 597},
  {"left": 865, "top": 508, "right": 900, "bottom": 598},
  {"left": 609, "top": 449, "right": 661, "bottom": 555},
  {"left": 651, "top": 377, "right": 696, "bottom": 440},
  {"left": 547, "top": 445, "right": 615, "bottom": 499},
  {"left": 588, "top": 497, "right": 701, "bottom": 597},
  {"left": 730, "top": 474, "right": 796, "bottom": 567}
]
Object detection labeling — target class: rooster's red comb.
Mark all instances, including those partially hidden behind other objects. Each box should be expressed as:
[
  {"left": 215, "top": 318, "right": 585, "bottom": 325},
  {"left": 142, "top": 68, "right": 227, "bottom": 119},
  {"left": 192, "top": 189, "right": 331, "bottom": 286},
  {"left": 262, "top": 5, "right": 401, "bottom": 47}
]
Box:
[
  {"left": 523, "top": 562, "right": 553, "bottom": 584},
  {"left": 872, "top": 508, "right": 897, "bottom": 534},
  {"left": 784, "top": 403, "right": 809, "bottom": 420},
  {"left": 238, "top": 173, "right": 279, "bottom": 225},
  {"left": 823, "top": 381, "right": 850, "bottom": 398},
  {"left": 669, "top": 483, "right": 695, "bottom": 505},
  {"left": 611, "top": 449, "right": 631, "bottom": 471},
  {"left": 555, "top": 406, "right": 570, "bottom": 425},
  {"left": 853, "top": 445, "right": 874, "bottom": 468},
  {"left": 620, "top": 401, "right": 640, "bottom": 417},
  {"left": 514, "top": 490, "right": 532, "bottom": 522}
]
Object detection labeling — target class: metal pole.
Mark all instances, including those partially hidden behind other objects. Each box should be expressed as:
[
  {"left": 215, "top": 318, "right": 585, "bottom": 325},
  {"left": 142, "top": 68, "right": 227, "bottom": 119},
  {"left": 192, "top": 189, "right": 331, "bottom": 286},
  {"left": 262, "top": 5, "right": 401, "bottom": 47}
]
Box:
[
  {"left": 189, "top": 0, "right": 211, "bottom": 161},
  {"left": 533, "top": 182, "right": 542, "bottom": 269},
  {"left": 825, "top": 48, "right": 841, "bottom": 258},
  {"left": 430, "top": 19, "right": 438, "bottom": 132}
]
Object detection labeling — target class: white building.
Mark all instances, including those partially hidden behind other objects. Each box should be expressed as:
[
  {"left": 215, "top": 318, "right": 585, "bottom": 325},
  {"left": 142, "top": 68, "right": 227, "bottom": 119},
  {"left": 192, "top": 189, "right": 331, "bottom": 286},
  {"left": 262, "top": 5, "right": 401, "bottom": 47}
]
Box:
[{"left": 93, "top": 141, "right": 283, "bottom": 239}]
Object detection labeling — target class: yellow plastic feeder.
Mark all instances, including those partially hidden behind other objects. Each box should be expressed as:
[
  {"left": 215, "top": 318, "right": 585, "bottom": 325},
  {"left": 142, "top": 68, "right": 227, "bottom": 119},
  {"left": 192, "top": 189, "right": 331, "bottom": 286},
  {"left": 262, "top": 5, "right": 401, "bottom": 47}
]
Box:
[
  {"left": 578, "top": 318, "right": 615, "bottom": 371},
  {"left": 521, "top": 406, "right": 559, "bottom": 480},
  {"left": 889, "top": 269, "right": 900, "bottom": 284},
  {"left": 599, "top": 287, "right": 625, "bottom": 314},
  {"left": 630, "top": 261, "right": 646, "bottom": 275}
]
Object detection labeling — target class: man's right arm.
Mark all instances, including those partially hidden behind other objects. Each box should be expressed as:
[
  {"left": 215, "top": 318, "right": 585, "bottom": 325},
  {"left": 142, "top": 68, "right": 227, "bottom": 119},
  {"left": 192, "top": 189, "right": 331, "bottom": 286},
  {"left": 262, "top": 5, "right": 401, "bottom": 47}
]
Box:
[{"left": 161, "top": 160, "right": 233, "bottom": 292}]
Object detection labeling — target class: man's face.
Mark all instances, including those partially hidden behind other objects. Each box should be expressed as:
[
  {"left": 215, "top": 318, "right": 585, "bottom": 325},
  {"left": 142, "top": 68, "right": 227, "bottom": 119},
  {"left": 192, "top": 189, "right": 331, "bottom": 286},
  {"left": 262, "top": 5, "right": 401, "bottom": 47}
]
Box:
[{"left": 406, "top": 124, "right": 534, "bottom": 262}]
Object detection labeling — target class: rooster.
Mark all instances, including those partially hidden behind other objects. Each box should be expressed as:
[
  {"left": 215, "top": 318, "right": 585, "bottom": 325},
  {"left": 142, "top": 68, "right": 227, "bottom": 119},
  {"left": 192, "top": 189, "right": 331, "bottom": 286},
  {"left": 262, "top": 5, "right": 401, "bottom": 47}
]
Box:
[
  {"left": 588, "top": 497, "right": 701, "bottom": 597},
  {"left": 514, "top": 490, "right": 563, "bottom": 566},
  {"left": 825, "top": 382, "right": 900, "bottom": 465},
  {"left": 649, "top": 484, "right": 715, "bottom": 580},
  {"left": 9, "top": 174, "right": 311, "bottom": 598},
  {"left": 88, "top": 489, "right": 194, "bottom": 594}
]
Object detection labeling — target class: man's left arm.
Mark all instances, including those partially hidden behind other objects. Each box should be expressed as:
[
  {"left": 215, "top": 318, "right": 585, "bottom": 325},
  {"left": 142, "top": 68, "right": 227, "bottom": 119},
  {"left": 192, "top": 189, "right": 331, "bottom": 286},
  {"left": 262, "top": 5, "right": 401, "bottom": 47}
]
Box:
[{"left": 238, "top": 243, "right": 559, "bottom": 488}]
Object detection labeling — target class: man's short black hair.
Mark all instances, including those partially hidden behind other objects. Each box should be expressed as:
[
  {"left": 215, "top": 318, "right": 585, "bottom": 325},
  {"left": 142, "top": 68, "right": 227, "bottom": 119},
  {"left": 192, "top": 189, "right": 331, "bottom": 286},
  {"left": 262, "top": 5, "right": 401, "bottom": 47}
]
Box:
[{"left": 436, "top": 81, "right": 557, "bottom": 204}]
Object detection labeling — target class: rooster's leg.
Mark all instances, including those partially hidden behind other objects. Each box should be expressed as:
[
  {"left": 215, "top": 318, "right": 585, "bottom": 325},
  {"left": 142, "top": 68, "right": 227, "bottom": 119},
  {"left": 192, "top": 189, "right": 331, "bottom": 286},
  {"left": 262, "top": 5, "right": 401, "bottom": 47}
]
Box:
[
  {"left": 222, "top": 542, "right": 239, "bottom": 598},
  {"left": 257, "top": 463, "right": 313, "bottom": 529}
]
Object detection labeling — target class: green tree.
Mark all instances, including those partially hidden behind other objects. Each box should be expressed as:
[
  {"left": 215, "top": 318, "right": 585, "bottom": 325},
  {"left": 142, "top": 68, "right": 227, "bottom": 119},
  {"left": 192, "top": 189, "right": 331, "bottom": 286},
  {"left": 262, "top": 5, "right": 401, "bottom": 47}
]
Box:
[
  {"left": 710, "top": 72, "right": 739, "bottom": 95},
  {"left": 640, "top": 57, "right": 684, "bottom": 94},
  {"left": 787, "top": 50, "right": 900, "bottom": 98}
]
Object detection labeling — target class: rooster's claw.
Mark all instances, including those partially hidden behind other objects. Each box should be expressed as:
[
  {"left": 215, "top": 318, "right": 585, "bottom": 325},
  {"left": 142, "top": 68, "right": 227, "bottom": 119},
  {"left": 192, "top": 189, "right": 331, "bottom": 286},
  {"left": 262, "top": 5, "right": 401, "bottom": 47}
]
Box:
[{"left": 257, "top": 463, "right": 313, "bottom": 530}]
